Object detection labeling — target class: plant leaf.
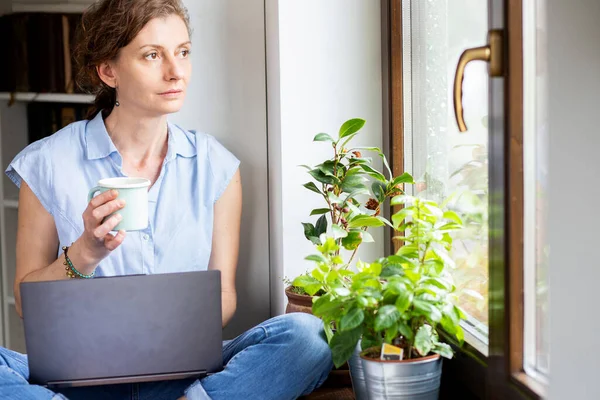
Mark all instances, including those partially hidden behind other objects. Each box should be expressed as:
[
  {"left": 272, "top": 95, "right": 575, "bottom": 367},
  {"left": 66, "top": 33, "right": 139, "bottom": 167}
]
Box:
[
  {"left": 339, "top": 118, "right": 366, "bottom": 139},
  {"left": 374, "top": 305, "right": 401, "bottom": 332},
  {"left": 395, "top": 290, "right": 414, "bottom": 314},
  {"left": 314, "top": 133, "right": 334, "bottom": 142},
  {"left": 341, "top": 231, "right": 363, "bottom": 250},
  {"left": 390, "top": 194, "right": 413, "bottom": 206},
  {"left": 303, "top": 182, "right": 322, "bottom": 194},
  {"left": 305, "top": 254, "right": 327, "bottom": 263},
  {"left": 414, "top": 325, "right": 434, "bottom": 356},
  {"left": 340, "top": 307, "right": 365, "bottom": 331},
  {"left": 330, "top": 327, "right": 362, "bottom": 368},
  {"left": 331, "top": 223, "right": 348, "bottom": 239},
  {"left": 433, "top": 342, "right": 454, "bottom": 359},
  {"left": 371, "top": 181, "right": 387, "bottom": 203},
  {"left": 302, "top": 222, "right": 316, "bottom": 240},
  {"left": 308, "top": 168, "right": 340, "bottom": 185},
  {"left": 312, "top": 294, "right": 342, "bottom": 316},
  {"left": 397, "top": 321, "right": 414, "bottom": 340},
  {"left": 385, "top": 323, "right": 399, "bottom": 344},
  {"left": 348, "top": 215, "right": 385, "bottom": 228},
  {"left": 341, "top": 175, "right": 367, "bottom": 193},
  {"left": 334, "top": 287, "right": 351, "bottom": 297},
  {"left": 443, "top": 210, "right": 463, "bottom": 224},
  {"left": 315, "top": 215, "right": 328, "bottom": 236},
  {"left": 413, "top": 299, "right": 442, "bottom": 323},
  {"left": 359, "top": 164, "right": 387, "bottom": 182},
  {"left": 292, "top": 275, "right": 322, "bottom": 296},
  {"left": 323, "top": 321, "right": 334, "bottom": 343},
  {"left": 361, "top": 231, "right": 374, "bottom": 243},
  {"left": 310, "top": 208, "right": 330, "bottom": 216},
  {"left": 392, "top": 172, "right": 415, "bottom": 187}
]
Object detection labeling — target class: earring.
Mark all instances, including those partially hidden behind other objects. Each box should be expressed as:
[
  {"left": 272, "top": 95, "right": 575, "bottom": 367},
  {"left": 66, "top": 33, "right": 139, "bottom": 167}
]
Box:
[
  {"left": 115, "top": 85, "right": 120, "bottom": 107},
  {"left": 115, "top": 100, "right": 120, "bottom": 107}
]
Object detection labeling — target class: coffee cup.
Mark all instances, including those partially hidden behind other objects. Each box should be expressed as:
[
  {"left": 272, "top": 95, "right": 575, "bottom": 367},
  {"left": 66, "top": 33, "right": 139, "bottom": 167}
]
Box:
[{"left": 88, "top": 177, "right": 151, "bottom": 231}]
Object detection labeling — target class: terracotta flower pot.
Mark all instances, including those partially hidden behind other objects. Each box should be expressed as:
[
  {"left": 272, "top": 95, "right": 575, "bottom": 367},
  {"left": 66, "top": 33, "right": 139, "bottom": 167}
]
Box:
[{"left": 284, "top": 285, "right": 314, "bottom": 314}]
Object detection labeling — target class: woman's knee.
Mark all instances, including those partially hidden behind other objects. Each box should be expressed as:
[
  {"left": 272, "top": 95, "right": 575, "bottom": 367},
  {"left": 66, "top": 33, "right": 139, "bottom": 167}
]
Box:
[{"left": 279, "top": 313, "right": 332, "bottom": 364}]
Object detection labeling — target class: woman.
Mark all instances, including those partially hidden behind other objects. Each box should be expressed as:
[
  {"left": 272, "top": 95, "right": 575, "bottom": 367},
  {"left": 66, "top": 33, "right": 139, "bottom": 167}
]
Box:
[{"left": 0, "top": 0, "right": 332, "bottom": 399}]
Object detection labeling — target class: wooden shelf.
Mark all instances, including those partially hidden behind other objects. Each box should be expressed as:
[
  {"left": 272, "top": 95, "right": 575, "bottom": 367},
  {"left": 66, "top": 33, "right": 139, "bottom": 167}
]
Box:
[
  {"left": 0, "top": 92, "right": 94, "bottom": 104},
  {"left": 11, "top": 2, "right": 91, "bottom": 13}
]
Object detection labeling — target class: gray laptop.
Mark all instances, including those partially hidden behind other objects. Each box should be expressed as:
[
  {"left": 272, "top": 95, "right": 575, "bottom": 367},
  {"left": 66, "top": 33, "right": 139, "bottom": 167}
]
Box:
[{"left": 20, "top": 270, "right": 223, "bottom": 388}]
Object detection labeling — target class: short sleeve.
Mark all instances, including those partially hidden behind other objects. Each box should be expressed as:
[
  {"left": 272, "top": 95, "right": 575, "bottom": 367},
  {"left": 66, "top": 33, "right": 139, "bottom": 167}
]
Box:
[
  {"left": 5, "top": 139, "right": 54, "bottom": 215},
  {"left": 207, "top": 135, "right": 240, "bottom": 203}
]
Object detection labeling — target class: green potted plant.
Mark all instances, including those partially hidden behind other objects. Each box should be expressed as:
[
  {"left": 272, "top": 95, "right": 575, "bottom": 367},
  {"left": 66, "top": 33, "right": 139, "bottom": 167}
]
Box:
[
  {"left": 285, "top": 118, "right": 413, "bottom": 314},
  {"left": 305, "top": 193, "right": 467, "bottom": 399}
]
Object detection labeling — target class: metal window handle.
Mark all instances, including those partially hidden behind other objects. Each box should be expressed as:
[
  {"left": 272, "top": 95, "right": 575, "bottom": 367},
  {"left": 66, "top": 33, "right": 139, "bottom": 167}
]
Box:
[{"left": 453, "top": 29, "right": 504, "bottom": 132}]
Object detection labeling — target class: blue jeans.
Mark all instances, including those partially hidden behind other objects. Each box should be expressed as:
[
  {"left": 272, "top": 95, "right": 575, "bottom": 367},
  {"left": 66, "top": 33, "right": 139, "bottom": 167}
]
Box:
[{"left": 0, "top": 313, "right": 332, "bottom": 400}]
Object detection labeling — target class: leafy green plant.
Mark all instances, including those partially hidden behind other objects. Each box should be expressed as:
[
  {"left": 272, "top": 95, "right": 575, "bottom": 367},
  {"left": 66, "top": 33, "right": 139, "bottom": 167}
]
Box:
[
  {"left": 305, "top": 194, "right": 467, "bottom": 368},
  {"left": 291, "top": 118, "right": 414, "bottom": 296}
]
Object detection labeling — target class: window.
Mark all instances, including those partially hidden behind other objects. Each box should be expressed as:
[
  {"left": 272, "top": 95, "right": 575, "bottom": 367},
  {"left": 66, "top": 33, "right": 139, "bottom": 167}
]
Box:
[
  {"left": 400, "top": 0, "right": 489, "bottom": 351},
  {"left": 523, "top": 0, "right": 549, "bottom": 383}
]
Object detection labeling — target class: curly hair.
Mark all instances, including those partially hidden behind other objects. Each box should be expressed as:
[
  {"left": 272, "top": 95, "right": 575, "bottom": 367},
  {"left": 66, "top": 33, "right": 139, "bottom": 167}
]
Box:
[{"left": 74, "top": 0, "right": 191, "bottom": 118}]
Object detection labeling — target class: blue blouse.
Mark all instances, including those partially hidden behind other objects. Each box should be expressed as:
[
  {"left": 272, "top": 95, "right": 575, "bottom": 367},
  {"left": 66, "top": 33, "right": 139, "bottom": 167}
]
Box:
[{"left": 5, "top": 112, "right": 240, "bottom": 277}]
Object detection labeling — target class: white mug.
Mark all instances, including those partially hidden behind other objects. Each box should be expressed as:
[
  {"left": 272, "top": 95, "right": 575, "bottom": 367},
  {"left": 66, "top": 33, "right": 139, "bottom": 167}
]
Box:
[{"left": 88, "top": 177, "right": 151, "bottom": 231}]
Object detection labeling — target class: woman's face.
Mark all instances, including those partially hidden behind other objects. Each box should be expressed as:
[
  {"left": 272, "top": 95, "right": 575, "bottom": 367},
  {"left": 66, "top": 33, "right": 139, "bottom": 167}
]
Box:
[{"left": 103, "top": 15, "right": 192, "bottom": 116}]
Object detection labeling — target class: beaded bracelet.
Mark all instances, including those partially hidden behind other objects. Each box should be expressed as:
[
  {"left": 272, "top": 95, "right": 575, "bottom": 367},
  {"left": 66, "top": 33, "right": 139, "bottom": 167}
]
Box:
[{"left": 63, "top": 245, "right": 95, "bottom": 279}]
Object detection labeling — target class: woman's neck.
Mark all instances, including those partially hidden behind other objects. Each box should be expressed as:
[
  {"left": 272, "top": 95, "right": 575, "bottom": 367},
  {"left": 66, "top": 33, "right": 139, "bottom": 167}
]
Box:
[{"left": 103, "top": 106, "right": 169, "bottom": 167}]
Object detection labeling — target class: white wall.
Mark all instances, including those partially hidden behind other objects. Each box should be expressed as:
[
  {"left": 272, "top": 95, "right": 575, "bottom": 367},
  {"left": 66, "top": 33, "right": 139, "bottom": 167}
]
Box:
[
  {"left": 266, "top": 0, "right": 385, "bottom": 314},
  {"left": 547, "top": 0, "right": 600, "bottom": 398},
  {"left": 174, "top": 0, "right": 270, "bottom": 339}
]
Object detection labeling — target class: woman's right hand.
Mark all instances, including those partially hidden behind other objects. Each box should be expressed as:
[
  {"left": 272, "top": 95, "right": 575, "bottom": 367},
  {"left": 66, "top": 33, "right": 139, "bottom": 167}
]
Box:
[{"left": 75, "top": 189, "right": 127, "bottom": 270}]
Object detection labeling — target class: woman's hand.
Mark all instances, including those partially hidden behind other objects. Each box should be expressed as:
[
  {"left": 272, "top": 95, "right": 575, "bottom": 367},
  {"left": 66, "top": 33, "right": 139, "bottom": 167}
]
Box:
[{"left": 74, "top": 189, "right": 127, "bottom": 272}]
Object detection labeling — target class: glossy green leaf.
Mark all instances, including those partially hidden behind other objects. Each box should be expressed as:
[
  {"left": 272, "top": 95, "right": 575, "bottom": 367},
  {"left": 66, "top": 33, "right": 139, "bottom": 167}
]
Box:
[
  {"left": 390, "top": 194, "right": 412, "bottom": 206},
  {"left": 433, "top": 342, "right": 454, "bottom": 359},
  {"left": 397, "top": 321, "right": 414, "bottom": 340},
  {"left": 329, "top": 327, "right": 362, "bottom": 368},
  {"left": 341, "top": 175, "right": 367, "bottom": 192},
  {"left": 312, "top": 294, "right": 342, "bottom": 316},
  {"left": 414, "top": 325, "right": 434, "bottom": 356},
  {"left": 334, "top": 287, "right": 351, "bottom": 297},
  {"left": 315, "top": 215, "right": 328, "bottom": 237},
  {"left": 292, "top": 275, "right": 322, "bottom": 296},
  {"left": 302, "top": 222, "right": 316, "bottom": 240},
  {"left": 305, "top": 254, "right": 327, "bottom": 263},
  {"left": 339, "top": 118, "right": 366, "bottom": 139},
  {"left": 314, "top": 133, "right": 334, "bottom": 142},
  {"left": 391, "top": 172, "right": 415, "bottom": 187},
  {"left": 341, "top": 231, "right": 363, "bottom": 250},
  {"left": 361, "top": 231, "right": 374, "bottom": 243},
  {"left": 303, "top": 182, "right": 322, "bottom": 194},
  {"left": 331, "top": 224, "right": 348, "bottom": 239},
  {"left": 323, "top": 321, "right": 334, "bottom": 343},
  {"left": 443, "top": 210, "right": 463, "bottom": 224},
  {"left": 371, "top": 181, "right": 387, "bottom": 203},
  {"left": 395, "top": 290, "right": 414, "bottom": 314},
  {"left": 413, "top": 299, "right": 442, "bottom": 323},
  {"left": 348, "top": 215, "right": 385, "bottom": 228},
  {"left": 385, "top": 323, "right": 399, "bottom": 344},
  {"left": 340, "top": 307, "right": 365, "bottom": 331},
  {"left": 359, "top": 164, "right": 387, "bottom": 182},
  {"left": 310, "top": 208, "right": 331, "bottom": 216},
  {"left": 308, "top": 169, "right": 339, "bottom": 185},
  {"left": 374, "top": 305, "right": 401, "bottom": 331}
]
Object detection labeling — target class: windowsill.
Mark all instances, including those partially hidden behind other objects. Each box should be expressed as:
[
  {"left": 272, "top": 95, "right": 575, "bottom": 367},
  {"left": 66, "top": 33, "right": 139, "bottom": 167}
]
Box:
[
  {"left": 512, "top": 372, "right": 547, "bottom": 399},
  {"left": 463, "top": 328, "right": 488, "bottom": 358}
]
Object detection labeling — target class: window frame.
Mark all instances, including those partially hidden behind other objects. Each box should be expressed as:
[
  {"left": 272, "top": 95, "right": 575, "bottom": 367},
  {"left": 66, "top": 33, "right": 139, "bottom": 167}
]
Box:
[{"left": 382, "top": 0, "right": 547, "bottom": 397}]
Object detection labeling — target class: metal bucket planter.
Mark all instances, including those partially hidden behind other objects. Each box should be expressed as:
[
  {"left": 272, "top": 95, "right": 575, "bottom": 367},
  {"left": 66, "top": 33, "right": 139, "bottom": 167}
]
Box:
[
  {"left": 360, "top": 348, "right": 442, "bottom": 400},
  {"left": 348, "top": 341, "right": 368, "bottom": 400}
]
